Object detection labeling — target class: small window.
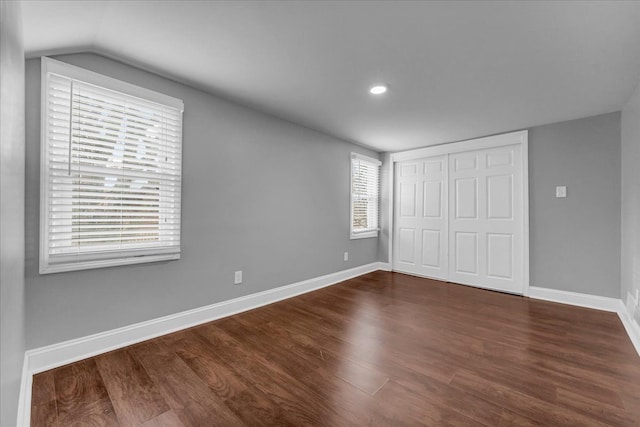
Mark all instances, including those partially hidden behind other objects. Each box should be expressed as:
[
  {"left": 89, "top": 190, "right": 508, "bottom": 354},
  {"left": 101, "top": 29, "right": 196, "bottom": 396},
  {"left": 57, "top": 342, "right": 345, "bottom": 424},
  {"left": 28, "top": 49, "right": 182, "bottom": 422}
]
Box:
[
  {"left": 39, "top": 58, "right": 184, "bottom": 273},
  {"left": 350, "top": 153, "right": 381, "bottom": 239}
]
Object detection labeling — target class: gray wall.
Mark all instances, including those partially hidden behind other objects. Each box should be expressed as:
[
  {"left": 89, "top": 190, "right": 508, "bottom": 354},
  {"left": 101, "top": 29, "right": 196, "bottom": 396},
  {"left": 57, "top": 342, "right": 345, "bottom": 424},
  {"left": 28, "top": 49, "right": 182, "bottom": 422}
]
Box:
[
  {"left": 0, "top": 1, "right": 26, "bottom": 425},
  {"left": 380, "top": 112, "right": 621, "bottom": 299},
  {"left": 622, "top": 80, "right": 640, "bottom": 316},
  {"left": 529, "top": 113, "right": 621, "bottom": 298},
  {"left": 25, "top": 53, "right": 379, "bottom": 349}
]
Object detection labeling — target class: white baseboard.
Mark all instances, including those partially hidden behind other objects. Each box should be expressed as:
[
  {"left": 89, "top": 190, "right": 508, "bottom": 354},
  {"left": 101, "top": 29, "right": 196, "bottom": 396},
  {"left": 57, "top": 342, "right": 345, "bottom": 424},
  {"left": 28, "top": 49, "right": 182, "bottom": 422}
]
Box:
[
  {"left": 16, "top": 353, "right": 31, "bottom": 427},
  {"left": 378, "top": 262, "right": 391, "bottom": 271},
  {"left": 528, "top": 286, "right": 621, "bottom": 312},
  {"left": 25, "top": 262, "right": 386, "bottom": 375}
]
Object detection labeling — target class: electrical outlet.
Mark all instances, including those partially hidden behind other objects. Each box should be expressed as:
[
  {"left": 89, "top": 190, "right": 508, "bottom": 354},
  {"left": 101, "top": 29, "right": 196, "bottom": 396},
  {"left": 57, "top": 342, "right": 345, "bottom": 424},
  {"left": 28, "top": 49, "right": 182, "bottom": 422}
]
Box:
[
  {"left": 555, "top": 186, "right": 567, "bottom": 198},
  {"left": 344, "top": 252, "right": 349, "bottom": 262},
  {"left": 234, "top": 270, "right": 242, "bottom": 285}
]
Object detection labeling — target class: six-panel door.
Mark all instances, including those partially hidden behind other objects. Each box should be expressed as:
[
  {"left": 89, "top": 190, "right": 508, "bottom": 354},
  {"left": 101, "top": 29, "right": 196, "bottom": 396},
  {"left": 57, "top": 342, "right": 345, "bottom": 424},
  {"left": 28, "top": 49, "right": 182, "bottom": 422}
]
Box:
[{"left": 448, "top": 144, "right": 523, "bottom": 294}]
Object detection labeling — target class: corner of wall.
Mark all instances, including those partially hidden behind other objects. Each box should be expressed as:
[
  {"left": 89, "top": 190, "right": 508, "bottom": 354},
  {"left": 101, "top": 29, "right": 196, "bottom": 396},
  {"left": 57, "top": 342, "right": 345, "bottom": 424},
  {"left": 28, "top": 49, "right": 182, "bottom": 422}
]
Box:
[
  {"left": 0, "top": 0, "right": 27, "bottom": 426},
  {"left": 621, "top": 74, "right": 640, "bottom": 318}
]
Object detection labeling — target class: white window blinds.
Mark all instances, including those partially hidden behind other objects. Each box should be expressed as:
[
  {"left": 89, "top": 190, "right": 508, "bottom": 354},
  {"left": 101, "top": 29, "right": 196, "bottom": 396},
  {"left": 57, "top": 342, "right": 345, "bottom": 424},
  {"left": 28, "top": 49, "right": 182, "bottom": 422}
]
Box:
[
  {"left": 40, "top": 58, "right": 184, "bottom": 273},
  {"left": 350, "top": 153, "right": 381, "bottom": 239}
]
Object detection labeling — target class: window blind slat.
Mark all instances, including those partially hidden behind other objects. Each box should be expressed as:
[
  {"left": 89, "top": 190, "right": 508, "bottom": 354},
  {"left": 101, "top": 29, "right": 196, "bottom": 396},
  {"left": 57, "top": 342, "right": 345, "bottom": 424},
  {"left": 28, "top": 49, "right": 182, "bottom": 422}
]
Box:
[
  {"left": 49, "top": 162, "right": 181, "bottom": 180},
  {"left": 69, "top": 137, "right": 182, "bottom": 158}
]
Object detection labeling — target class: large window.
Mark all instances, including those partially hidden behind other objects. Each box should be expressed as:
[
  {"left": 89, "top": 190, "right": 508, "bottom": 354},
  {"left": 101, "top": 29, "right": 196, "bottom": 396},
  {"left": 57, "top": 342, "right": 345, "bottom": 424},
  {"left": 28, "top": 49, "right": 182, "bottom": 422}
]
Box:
[
  {"left": 350, "top": 153, "right": 381, "bottom": 239},
  {"left": 40, "top": 58, "right": 184, "bottom": 273}
]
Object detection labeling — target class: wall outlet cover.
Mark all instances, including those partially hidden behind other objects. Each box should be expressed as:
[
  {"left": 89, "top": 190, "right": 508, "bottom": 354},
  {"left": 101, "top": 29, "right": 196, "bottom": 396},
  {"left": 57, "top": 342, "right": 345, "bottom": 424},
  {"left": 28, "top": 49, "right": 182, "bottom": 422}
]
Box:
[
  {"left": 555, "top": 186, "right": 567, "bottom": 198},
  {"left": 344, "top": 252, "right": 349, "bottom": 261},
  {"left": 234, "top": 270, "right": 242, "bottom": 285}
]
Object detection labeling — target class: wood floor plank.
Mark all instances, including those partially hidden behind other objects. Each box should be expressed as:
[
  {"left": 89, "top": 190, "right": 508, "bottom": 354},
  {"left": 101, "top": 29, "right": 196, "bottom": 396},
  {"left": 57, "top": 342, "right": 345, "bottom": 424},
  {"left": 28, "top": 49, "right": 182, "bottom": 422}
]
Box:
[
  {"left": 374, "top": 380, "right": 486, "bottom": 426},
  {"left": 393, "top": 370, "right": 504, "bottom": 426},
  {"left": 450, "top": 369, "right": 611, "bottom": 427},
  {"left": 130, "top": 339, "right": 244, "bottom": 427},
  {"left": 31, "top": 371, "right": 56, "bottom": 407},
  {"left": 235, "top": 313, "right": 390, "bottom": 396},
  {"left": 140, "top": 410, "right": 184, "bottom": 427},
  {"left": 499, "top": 410, "right": 545, "bottom": 427},
  {"left": 555, "top": 387, "right": 638, "bottom": 426},
  {"left": 193, "top": 323, "right": 342, "bottom": 426},
  {"left": 31, "top": 272, "right": 640, "bottom": 426},
  {"left": 295, "top": 366, "right": 391, "bottom": 426},
  {"left": 30, "top": 400, "right": 60, "bottom": 427},
  {"left": 94, "top": 348, "right": 169, "bottom": 425},
  {"left": 223, "top": 385, "right": 297, "bottom": 427},
  {"left": 31, "top": 371, "right": 59, "bottom": 427},
  {"left": 168, "top": 329, "right": 249, "bottom": 403},
  {"left": 52, "top": 359, "right": 119, "bottom": 426}
]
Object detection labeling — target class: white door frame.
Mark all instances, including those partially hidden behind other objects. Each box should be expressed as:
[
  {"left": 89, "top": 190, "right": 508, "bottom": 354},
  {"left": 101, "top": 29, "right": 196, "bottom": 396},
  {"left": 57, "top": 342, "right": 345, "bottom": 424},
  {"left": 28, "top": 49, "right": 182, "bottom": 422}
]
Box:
[{"left": 387, "top": 130, "right": 530, "bottom": 296}]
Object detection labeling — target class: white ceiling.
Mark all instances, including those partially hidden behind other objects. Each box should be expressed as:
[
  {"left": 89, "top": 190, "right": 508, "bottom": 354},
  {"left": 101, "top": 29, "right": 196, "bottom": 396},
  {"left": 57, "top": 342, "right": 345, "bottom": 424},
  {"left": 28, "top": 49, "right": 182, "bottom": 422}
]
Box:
[{"left": 21, "top": 0, "right": 640, "bottom": 152}]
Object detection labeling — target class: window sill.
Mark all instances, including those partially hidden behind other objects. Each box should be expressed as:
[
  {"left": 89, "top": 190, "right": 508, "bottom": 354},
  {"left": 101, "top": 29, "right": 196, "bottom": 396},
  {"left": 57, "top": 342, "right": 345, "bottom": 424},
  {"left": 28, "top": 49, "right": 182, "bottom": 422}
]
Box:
[
  {"left": 350, "top": 231, "right": 379, "bottom": 240},
  {"left": 39, "top": 253, "right": 180, "bottom": 274}
]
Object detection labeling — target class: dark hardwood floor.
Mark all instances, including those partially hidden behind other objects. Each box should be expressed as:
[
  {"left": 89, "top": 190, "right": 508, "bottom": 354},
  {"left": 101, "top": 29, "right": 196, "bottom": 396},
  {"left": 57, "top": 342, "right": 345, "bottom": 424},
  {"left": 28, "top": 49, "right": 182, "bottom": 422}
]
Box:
[{"left": 31, "top": 271, "right": 640, "bottom": 426}]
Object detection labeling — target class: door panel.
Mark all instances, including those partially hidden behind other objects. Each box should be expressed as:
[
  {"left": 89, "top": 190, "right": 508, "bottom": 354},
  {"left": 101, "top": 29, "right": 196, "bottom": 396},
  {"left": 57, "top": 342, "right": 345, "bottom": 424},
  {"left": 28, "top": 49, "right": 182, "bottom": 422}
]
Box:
[
  {"left": 423, "top": 181, "right": 442, "bottom": 218},
  {"left": 454, "top": 156, "right": 477, "bottom": 171},
  {"left": 455, "top": 232, "right": 478, "bottom": 274},
  {"left": 399, "top": 182, "right": 417, "bottom": 217},
  {"left": 487, "top": 233, "right": 513, "bottom": 279},
  {"left": 487, "top": 150, "right": 512, "bottom": 168},
  {"left": 398, "top": 228, "right": 416, "bottom": 264},
  {"left": 401, "top": 163, "right": 418, "bottom": 177},
  {"left": 454, "top": 177, "right": 478, "bottom": 219},
  {"left": 393, "top": 155, "right": 448, "bottom": 280},
  {"left": 487, "top": 174, "right": 512, "bottom": 219},
  {"left": 422, "top": 229, "right": 441, "bottom": 267}
]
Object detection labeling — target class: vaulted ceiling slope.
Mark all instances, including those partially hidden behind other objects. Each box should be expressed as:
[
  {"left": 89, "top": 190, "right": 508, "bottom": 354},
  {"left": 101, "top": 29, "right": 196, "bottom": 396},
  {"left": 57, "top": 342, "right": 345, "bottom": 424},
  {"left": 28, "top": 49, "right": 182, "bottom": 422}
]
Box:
[{"left": 22, "top": 0, "right": 640, "bottom": 152}]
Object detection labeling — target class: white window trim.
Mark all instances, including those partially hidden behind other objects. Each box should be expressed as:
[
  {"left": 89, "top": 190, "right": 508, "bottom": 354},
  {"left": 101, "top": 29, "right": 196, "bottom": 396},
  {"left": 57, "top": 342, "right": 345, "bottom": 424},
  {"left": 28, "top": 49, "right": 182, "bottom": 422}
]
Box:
[
  {"left": 39, "top": 57, "right": 184, "bottom": 274},
  {"left": 350, "top": 152, "right": 381, "bottom": 240}
]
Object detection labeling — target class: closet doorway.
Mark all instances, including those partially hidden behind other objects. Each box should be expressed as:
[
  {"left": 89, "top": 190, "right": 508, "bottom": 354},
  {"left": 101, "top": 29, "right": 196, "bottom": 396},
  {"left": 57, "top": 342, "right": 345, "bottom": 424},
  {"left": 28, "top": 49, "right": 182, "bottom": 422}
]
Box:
[{"left": 391, "top": 131, "right": 529, "bottom": 295}]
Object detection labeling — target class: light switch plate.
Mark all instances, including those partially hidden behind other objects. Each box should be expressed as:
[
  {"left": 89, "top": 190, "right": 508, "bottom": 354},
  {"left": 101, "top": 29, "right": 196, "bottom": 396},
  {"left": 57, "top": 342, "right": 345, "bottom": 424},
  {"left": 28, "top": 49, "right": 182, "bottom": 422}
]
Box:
[{"left": 555, "top": 186, "right": 567, "bottom": 198}]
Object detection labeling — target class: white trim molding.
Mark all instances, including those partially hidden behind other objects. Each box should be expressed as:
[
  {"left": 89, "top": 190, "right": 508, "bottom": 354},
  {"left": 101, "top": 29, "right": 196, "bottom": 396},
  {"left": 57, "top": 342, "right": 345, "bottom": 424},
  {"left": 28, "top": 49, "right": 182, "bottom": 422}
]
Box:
[
  {"left": 528, "top": 286, "right": 621, "bottom": 312},
  {"left": 390, "top": 130, "right": 528, "bottom": 163},
  {"left": 378, "top": 262, "right": 391, "bottom": 271},
  {"left": 17, "top": 354, "right": 31, "bottom": 427}
]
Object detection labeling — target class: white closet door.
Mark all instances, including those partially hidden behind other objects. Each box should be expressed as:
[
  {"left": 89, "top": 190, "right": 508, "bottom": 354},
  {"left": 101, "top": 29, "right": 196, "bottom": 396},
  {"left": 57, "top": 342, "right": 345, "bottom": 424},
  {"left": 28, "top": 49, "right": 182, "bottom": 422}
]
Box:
[
  {"left": 448, "top": 144, "right": 523, "bottom": 294},
  {"left": 393, "top": 156, "right": 448, "bottom": 280}
]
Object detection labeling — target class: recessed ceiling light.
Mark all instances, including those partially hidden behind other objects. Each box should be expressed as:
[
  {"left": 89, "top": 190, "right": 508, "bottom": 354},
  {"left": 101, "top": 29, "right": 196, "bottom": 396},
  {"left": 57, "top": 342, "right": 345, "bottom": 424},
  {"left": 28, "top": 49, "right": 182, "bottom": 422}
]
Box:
[{"left": 369, "top": 84, "right": 388, "bottom": 95}]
